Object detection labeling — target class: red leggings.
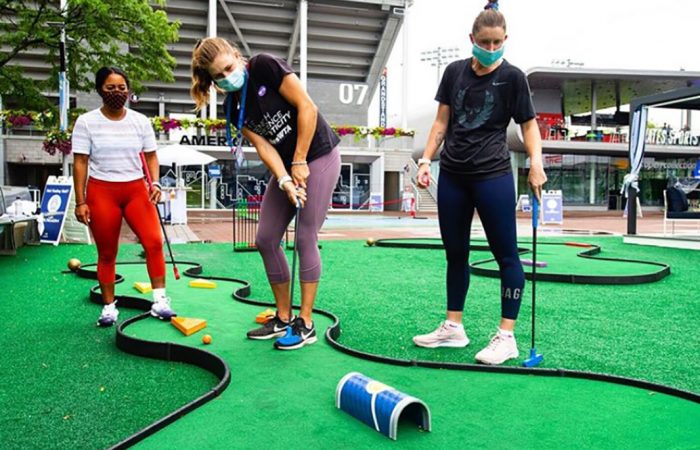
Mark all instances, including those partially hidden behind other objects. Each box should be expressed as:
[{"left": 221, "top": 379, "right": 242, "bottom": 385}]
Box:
[{"left": 87, "top": 177, "right": 165, "bottom": 284}]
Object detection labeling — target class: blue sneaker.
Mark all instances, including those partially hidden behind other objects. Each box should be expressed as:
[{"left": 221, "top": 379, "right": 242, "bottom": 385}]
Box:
[{"left": 274, "top": 317, "right": 317, "bottom": 350}]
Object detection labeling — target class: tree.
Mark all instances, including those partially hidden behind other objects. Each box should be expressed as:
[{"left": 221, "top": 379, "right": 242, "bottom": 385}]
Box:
[{"left": 0, "top": 0, "right": 180, "bottom": 110}]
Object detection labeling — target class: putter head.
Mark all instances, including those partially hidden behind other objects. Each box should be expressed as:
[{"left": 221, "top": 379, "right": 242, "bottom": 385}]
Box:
[{"left": 522, "top": 348, "right": 543, "bottom": 367}]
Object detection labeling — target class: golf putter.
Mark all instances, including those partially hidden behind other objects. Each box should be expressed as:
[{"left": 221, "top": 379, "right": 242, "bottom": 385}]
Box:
[
  {"left": 523, "top": 195, "right": 543, "bottom": 367},
  {"left": 139, "top": 152, "right": 180, "bottom": 280},
  {"left": 280, "top": 197, "right": 302, "bottom": 341}
]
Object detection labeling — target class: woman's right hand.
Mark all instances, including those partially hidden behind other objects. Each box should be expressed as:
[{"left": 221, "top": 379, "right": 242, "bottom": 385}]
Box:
[
  {"left": 75, "top": 204, "right": 90, "bottom": 225},
  {"left": 416, "top": 164, "right": 431, "bottom": 188},
  {"left": 282, "top": 181, "right": 306, "bottom": 208}
]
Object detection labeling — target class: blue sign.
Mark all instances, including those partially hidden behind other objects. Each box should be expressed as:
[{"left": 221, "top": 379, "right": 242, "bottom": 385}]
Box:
[
  {"left": 40, "top": 181, "right": 72, "bottom": 245},
  {"left": 541, "top": 190, "right": 563, "bottom": 224},
  {"left": 379, "top": 68, "right": 387, "bottom": 127},
  {"left": 208, "top": 164, "right": 221, "bottom": 178},
  {"left": 369, "top": 192, "right": 383, "bottom": 212}
]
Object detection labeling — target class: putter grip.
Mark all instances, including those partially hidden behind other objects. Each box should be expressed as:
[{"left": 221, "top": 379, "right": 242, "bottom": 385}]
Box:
[{"left": 532, "top": 196, "right": 539, "bottom": 229}]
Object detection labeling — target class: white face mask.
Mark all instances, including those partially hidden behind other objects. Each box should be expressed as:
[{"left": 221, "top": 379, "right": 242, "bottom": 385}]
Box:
[{"left": 215, "top": 67, "right": 246, "bottom": 92}]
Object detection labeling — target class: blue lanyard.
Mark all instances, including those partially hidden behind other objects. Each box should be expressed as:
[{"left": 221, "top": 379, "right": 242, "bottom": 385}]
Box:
[{"left": 225, "top": 71, "right": 249, "bottom": 154}]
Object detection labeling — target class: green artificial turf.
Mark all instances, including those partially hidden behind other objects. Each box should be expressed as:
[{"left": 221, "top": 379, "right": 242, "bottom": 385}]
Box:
[
  {"left": 119, "top": 272, "right": 699, "bottom": 449},
  {"left": 0, "top": 244, "right": 218, "bottom": 450},
  {"left": 310, "top": 238, "right": 700, "bottom": 393},
  {"left": 1, "top": 237, "right": 699, "bottom": 448}
]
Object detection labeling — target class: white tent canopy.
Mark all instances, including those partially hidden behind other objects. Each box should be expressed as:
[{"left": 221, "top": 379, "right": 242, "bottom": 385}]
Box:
[
  {"left": 156, "top": 144, "right": 216, "bottom": 167},
  {"left": 626, "top": 85, "right": 700, "bottom": 234}
]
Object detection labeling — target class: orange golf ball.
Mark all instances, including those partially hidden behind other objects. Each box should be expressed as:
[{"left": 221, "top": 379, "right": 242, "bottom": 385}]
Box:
[{"left": 202, "top": 334, "right": 212, "bottom": 345}]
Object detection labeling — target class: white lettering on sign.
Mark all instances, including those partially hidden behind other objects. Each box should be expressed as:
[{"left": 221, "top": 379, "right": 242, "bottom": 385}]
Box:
[
  {"left": 339, "top": 83, "right": 369, "bottom": 105},
  {"left": 645, "top": 129, "right": 700, "bottom": 146},
  {"left": 641, "top": 160, "right": 696, "bottom": 170}
]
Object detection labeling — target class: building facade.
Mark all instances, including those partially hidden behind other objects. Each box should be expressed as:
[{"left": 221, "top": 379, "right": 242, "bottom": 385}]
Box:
[{"left": 1, "top": 0, "right": 416, "bottom": 211}]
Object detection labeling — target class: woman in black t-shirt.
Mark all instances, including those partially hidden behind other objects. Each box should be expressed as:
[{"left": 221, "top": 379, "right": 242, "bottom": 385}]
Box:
[
  {"left": 412, "top": 1, "right": 547, "bottom": 365},
  {"left": 191, "top": 38, "right": 341, "bottom": 351}
]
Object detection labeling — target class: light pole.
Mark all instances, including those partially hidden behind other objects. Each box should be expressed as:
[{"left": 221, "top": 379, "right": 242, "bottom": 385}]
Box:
[
  {"left": 0, "top": 94, "right": 5, "bottom": 185},
  {"left": 420, "top": 46, "right": 460, "bottom": 84},
  {"left": 48, "top": 0, "right": 70, "bottom": 176},
  {"left": 59, "top": 0, "right": 69, "bottom": 177}
]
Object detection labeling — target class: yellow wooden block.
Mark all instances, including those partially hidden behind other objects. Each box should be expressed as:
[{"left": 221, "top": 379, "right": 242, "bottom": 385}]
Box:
[
  {"left": 255, "top": 308, "right": 275, "bottom": 324},
  {"left": 133, "top": 282, "right": 152, "bottom": 294},
  {"left": 171, "top": 317, "right": 207, "bottom": 336},
  {"left": 189, "top": 278, "right": 217, "bottom": 289}
]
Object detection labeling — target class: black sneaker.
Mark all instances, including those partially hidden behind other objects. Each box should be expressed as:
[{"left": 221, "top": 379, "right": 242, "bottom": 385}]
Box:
[
  {"left": 246, "top": 314, "right": 291, "bottom": 340},
  {"left": 274, "top": 317, "right": 317, "bottom": 350}
]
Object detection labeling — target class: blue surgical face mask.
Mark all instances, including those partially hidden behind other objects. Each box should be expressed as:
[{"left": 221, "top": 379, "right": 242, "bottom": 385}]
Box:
[
  {"left": 472, "top": 43, "right": 504, "bottom": 67},
  {"left": 215, "top": 66, "right": 246, "bottom": 92}
]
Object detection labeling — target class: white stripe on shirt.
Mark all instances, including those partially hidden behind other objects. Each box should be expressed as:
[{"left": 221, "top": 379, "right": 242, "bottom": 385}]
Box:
[{"left": 72, "top": 108, "right": 157, "bottom": 182}]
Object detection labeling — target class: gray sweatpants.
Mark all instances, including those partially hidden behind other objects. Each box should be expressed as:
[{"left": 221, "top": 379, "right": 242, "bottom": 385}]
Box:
[{"left": 255, "top": 147, "right": 341, "bottom": 283}]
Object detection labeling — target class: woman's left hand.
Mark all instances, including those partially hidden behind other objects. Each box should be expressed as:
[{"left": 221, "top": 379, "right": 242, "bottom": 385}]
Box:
[
  {"left": 291, "top": 164, "right": 309, "bottom": 190},
  {"left": 149, "top": 186, "right": 162, "bottom": 204},
  {"left": 282, "top": 181, "right": 306, "bottom": 208},
  {"left": 528, "top": 163, "right": 548, "bottom": 201}
]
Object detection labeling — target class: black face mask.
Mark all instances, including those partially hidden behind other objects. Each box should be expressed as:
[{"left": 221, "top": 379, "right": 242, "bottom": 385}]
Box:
[{"left": 101, "top": 90, "right": 128, "bottom": 110}]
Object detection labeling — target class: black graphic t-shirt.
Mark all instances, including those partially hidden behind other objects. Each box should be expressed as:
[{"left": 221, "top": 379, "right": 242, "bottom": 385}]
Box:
[
  {"left": 435, "top": 58, "right": 535, "bottom": 178},
  {"left": 226, "top": 53, "right": 339, "bottom": 167}
]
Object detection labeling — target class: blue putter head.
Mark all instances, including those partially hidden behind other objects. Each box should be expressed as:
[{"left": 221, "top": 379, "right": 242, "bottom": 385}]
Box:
[{"left": 522, "top": 348, "right": 543, "bottom": 367}]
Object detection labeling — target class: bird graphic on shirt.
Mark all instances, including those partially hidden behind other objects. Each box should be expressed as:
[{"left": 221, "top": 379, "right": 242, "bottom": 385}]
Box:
[{"left": 455, "top": 88, "right": 494, "bottom": 130}]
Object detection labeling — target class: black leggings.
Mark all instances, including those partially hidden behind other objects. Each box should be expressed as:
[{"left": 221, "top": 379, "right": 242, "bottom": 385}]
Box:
[{"left": 437, "top": 170, "right": 524, "bottom": 320}]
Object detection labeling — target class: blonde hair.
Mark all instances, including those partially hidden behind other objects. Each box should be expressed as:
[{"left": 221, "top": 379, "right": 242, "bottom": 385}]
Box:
[
  {"left": 190, "top": 37, "right": 244, "bottom": 111},
  {"left": 472, "top": 1, "right": 506, "bottom": 35}
]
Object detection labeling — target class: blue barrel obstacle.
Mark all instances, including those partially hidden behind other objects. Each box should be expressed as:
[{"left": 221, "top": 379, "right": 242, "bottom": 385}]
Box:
[{"left": 336, "top": 372, "right": 431, "bottom": 440}]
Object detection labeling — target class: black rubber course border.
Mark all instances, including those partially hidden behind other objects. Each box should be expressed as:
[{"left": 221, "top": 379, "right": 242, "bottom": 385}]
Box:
[
  {"left": 75, "top": 250, "right": 694, "bottom": 448},
  {"left": 231, "top": 286, "right": 699, "bottom": 404},
  {"left": 77, "top": 261, "right": 238, "bottom": 450},
  {"left": 374, "top": 238, "right": 671, "bottom": 284}
]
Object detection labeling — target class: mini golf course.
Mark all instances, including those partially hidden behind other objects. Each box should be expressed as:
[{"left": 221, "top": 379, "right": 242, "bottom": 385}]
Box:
[{"left": 1, "top": 238, "right": 698, "bottom": 449}]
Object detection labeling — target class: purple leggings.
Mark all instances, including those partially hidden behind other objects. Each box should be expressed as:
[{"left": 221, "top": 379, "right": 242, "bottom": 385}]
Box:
[{"left": 256, "top": 147, "right": 341, "bottom": 284}]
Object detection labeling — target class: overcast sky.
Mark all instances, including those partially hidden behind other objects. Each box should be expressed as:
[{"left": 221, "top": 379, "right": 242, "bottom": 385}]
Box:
[{"left": 371, "top": 0, "right": 700, "bottom": 132}]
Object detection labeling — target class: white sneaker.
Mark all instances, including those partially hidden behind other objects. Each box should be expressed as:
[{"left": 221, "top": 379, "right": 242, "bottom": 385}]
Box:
[
  {"left": 475, "top": 331, "right": 519, "bottom": 365},
  {"left": 413, "top": 321, "right": 470, "bottom": 348},
  {"left": 97, "top": 302, "right": 119, "bottom": 327},
  {"left": 151, "top": 297, "right": 177, "bottom": 320}
]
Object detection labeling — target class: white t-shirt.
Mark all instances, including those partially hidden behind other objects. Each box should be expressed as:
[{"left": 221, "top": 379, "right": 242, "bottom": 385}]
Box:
[{"left": 72, "top": 108, "right": 157, "bottom": 182}]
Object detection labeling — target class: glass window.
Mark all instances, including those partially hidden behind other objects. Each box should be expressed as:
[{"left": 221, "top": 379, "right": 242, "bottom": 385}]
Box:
[
  {"left": 332, "top": 164, "right": 352, "bottom": 209},
  {"left": 515, "top": 153, "right": 699, "bottom": 208}
]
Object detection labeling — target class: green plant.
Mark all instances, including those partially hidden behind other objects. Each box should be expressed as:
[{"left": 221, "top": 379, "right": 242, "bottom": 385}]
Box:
[{"left": 42, "top": 129, "right": 72, "bottom": 156}]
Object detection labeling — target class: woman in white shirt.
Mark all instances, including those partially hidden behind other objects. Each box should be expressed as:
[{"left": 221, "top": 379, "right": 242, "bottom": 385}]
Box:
[{"left": 72, "top": 66, "right": 176, "bottom": 326}]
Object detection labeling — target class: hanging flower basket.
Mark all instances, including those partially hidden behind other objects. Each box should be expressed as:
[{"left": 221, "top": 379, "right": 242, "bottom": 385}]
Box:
[{"left": 42, "top": 129, "right": 72, "bottom": 156}]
